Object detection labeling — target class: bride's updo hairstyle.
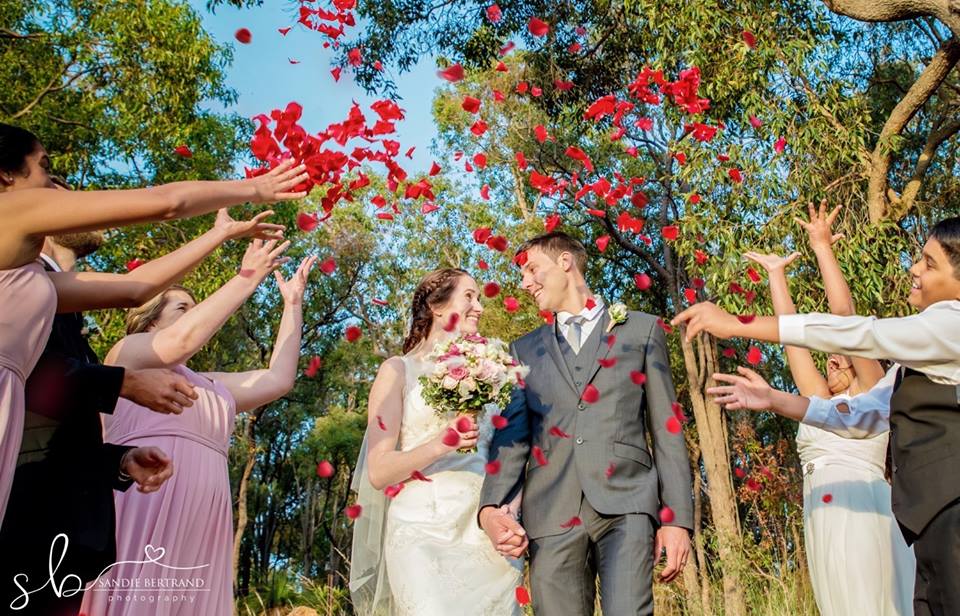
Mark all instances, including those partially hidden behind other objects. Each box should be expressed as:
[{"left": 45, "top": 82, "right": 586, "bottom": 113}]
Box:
[{"left": 402, "top": 268, "right": 469, "bottom": 353}]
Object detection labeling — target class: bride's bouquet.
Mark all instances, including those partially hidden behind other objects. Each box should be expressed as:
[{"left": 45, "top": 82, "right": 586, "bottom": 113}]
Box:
[{"left": 419, "top": 333, "right": 529, "bottom": 452}]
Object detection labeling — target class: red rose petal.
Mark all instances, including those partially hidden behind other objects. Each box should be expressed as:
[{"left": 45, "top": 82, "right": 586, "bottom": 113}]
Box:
[
  {"left": 473, "top": 226, "right": 492, "bottom": 244},
  {"left": 661, "top": 225, "right": 679, "bottom": 241},
  {"left": 659, "top": 506, "right": 676, "bottom": 524},
  {"left": 540, "top": 310, "right": 555, "bottom": 325},
  {"left": 503, "top": 296, "right": 520, "bottom": 312},
  {"left": 605, "top": 462, "right": 616, "bottom": 479},
  {"left": 528, "top": 17, "right": 549, "bottom": 37},
  {"left": 822, "top": 493, "right": 833, "bottom": 503},
  {"left": 585, "top": 297, "right": 597, "bottom": 310},
  {"left": 410, "top": 470, "right": 432, "bottom": 482},
  {"left": 486, "top": 4, "right": 502, "bottom": 23},
  {"left": 560, "top": 516, "right": 582, "bottom": 528},
  {"left": 684, "top": 288, "right": 697, "bottom": 304},
  {"left": 377, "top": 416, "right": 387, "bottom": 431},
  {"left": 235, "top": 28, "right": 252, "bottom": 44},
  {"left": 483, "top": 282, "right": 501, "bottom": 298},
  {"left": 344, "top": 504, "right": 363, "bottom": 519},
  {"left": 442, "top": 313, "right": 460, "bottom": 332},
  {"left": 746, "top": 267, "right": 761, "bottom": 283},
  {"left": 630, "top": 371, "right": 647, "bottom": 385},
  {"left": 491, "top": 415, "right": 508, "bottom": 429},
  {"left": 305, "top": 356, "right": 322, "bottom": 378},
  {"left": 734, "top": 467, "right": 746, "bottom": 479},
  {"left": 746, "top": 345, "right": 763, "bottom": 365},
  {"left": 598, "top": 358, "right": 618, "bottom": 368},
  {"left": 297, "top": 212, "right": 319, "bottom": 232},
  {"left": 544, "top": 212, "right": 561, "bottom": 232},
  {"left": 437, "top": 63, "right": 465, "bottom": 82},
  {"left": 278, "top": 27, "right": 292, "bottom": 36},
  {"left": 456, "top": 416, "right": 473, "bottom": 433},
  {"left": 345, "top": 325, "right": 362, "bottom": 342},
  {"left": 462, "top": 95, "right": 481, "bottom": 113},
  {"left": 442, "top": 428, "right": 460, "bottom": 447},
  {"left": 485, "top": 460, "right": 501, "bottom": 474},
  {"left": 742, "top": 29, "right": 757, "bottom": 49},
  {"left": 737, "top": 314, "right": 756, "bottom": 324},
  {"left": 331, "top": 67, "right": 342, "bottom": 82},
  {"left": 666, "top": 416, "right": 682, "bottom": 434},
  {"left": 596, "top": 235, "right": 610, "bottom": 252},
  {"left": 515, "top": 586, "right": 531, "bottom": 606},
  {"left": 582, "top": 384, "right": 600, "bottom": 404},
  {"left": 634, "top": 273, "right": 652, "bottom": 291},
  {"left": 549, "top": 426, "right": 571, "bottom": 439},
  {"left": 532, "top": 446, "right": 548, "bottom": 466},
  {"left": 319, "top": 258, "right": 336, "bottom": 275},
  {"left": 384, "top": 483, "right": 404, "bottom": 498},
  {"left": 316, "top": 460, "right": 334, "bottom": 478},
  {"left": 173, "top": 145, "right": 192, "bottom": 158},
  {"left": 125, "top": 258, "right": 145, "bottom": 272}
]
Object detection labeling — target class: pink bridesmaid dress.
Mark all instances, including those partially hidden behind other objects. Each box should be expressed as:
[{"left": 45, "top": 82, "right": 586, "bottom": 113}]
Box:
[
  {"left": 80, "top": 365, "right": 237, "bottom": 616},
  {"left": 0, "top": 262, "right": 56, "bottom": 526}
]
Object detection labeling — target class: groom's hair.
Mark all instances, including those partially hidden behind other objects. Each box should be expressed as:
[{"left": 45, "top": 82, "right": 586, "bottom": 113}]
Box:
[{"left": 517, "top": 231, "right": 587, "bottom": 274}]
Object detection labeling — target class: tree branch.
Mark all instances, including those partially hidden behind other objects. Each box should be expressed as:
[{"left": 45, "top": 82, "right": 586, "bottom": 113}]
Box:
[
  {"left": 891, "top": 116, "right": 960, "bottom": 216},
  {"left": 867, "top": 36, "right": 960, "bottom": 221}
]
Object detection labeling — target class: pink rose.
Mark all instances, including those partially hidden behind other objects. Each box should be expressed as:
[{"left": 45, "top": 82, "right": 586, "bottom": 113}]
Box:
[{"left": 448, "top": 365, "right": 469, "bottom": 381}]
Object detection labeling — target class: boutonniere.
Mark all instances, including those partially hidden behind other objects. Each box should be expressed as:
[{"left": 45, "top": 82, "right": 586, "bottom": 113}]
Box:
[{"left": 606, "top": 302, "right": 628, "bottom": 333}]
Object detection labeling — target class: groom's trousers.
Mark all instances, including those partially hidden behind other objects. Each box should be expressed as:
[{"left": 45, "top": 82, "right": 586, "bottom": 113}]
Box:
[
  {"left": 908, "top": 498, "right": 960, "bottom": 616},
  {"left": 528, "top": 493, "right": 655, "bottom": 616}
]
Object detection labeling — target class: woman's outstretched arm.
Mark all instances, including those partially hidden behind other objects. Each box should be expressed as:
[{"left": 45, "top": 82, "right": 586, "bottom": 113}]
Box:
[
  {"left": 2, "top": 159, "right": 307, "bottom": 268},
  {"left": 50, "top": 209, "right": 285, "bottom": 313},
  {"left": 204, "top": 256, "right": 317, "bottom": 412},
  {"left": 106, "top": 239, "right": 290, "bottom": 371}
]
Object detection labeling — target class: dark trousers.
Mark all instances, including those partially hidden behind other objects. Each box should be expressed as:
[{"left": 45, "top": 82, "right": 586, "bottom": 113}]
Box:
[
  {"left": 528, "top": 494, "right": 655, "bottom": 616},
  {"left": 905, "top": 499, "right": 960, "bottom": 616}
]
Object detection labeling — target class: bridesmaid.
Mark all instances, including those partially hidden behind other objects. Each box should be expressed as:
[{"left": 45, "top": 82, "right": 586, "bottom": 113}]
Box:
[
  {"left": 744, "top": 201, "right": 914, "bottom": 615},
  {"left": 80, "top": 241, "right": 315, "bottom": 615},
  {"left": 0, "top": 123, "right": 308, "bottom": 525}
]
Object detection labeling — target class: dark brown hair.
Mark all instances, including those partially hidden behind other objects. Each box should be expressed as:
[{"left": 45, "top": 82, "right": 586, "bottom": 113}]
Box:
[
  {"left": 516, "top": 231, "right": 588, "bottom": 274},
  {"left": 0, "top": 123, "right": 41, "bottom": 177},
  {"left": 930, "top": 217, "right": 960, "bottom": 278},
  {"left": 402, "top": 268, "right": 469, "bottom": 353},
  {"left": 125, "top": 285, "right": 197, "bottom": 335}
]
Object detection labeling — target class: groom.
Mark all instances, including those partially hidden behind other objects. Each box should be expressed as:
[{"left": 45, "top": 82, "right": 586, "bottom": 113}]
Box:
[{"left": 479, "top": 231, "right": 693, "bottom": 615}]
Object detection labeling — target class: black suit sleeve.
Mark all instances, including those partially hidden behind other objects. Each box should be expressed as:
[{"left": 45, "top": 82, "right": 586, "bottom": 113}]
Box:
[
  {"left": 26, "top": 354, "right": 125, "bottom": 420},
  {"left": 100, "top": 443, "right": 136, "bottom": 492}
]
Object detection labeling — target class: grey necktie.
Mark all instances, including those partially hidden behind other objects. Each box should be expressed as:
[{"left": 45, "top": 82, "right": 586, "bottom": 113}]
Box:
[{"left": 566, "top": 315, "right": 585, "bottom": 354}]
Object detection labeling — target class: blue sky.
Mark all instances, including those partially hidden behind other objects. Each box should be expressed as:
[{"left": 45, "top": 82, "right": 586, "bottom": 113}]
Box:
[{"left": 190, "top": 0, "right": 440, "bottom": 174}]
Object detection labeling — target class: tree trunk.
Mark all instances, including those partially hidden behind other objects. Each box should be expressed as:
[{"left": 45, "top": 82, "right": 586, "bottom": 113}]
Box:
[
  {"left": 233, "top": 414, "right": 260, "bottom": 611},
  {"left": 681, "top": 335, "right": 747, "bottom": 616},
  {"left": 823, "top": 0, "right": 960, "bottom": 39}
]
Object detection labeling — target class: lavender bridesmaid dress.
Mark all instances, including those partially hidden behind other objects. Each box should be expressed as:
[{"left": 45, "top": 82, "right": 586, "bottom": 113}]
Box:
[
  {"left": 81, "top": 365, "right": 237, "bottom": 615},
  {"left": 0, "top": 262, "right": 56, "bottom": 526}
]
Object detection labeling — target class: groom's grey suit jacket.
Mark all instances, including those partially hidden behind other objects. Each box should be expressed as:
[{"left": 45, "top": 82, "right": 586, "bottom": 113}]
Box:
[{"left": 480, "top": 310, "right": 693, "bottom": 539}]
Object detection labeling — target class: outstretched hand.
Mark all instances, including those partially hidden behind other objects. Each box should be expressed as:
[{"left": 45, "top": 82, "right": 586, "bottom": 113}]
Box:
[
  {"left": 274, "top": 255, "right": 318, "bottom": 306},
  {"left": 215, "top": 208, "right": 285, "bottom": 241},
  {"left": 671, "top": 302, "right": 739, "bottom": 342},
  {"left": 239, "top": 238, "right": 292, "bottom": 281},
  {"left": 795, "top": 199, "right": 844, "bottom": 249},
  {"left": 248, "top": 158, "right": 311, "bottom": 204},
  {"left": 743, "top": 251, "right": 800, "bottom": 274},
  {"left": 707, "top": 366, "right": 774, "bottom": 411}
]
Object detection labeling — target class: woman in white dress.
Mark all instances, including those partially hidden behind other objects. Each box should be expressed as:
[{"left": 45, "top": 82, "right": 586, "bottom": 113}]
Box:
[
  {"left": 744, "top": 201, "right": 914, "bottom": 615},
  {"left": 349, "top": 268, "right": 523, "bottom": 616}
]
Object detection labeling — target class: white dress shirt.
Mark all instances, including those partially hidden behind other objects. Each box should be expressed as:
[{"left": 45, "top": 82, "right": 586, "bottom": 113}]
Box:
[
  {"left": 778, "top": 300, "right": 960, "bottom": 438},
  {"left": 557, "top": 300, "right": 605, "bottom": 352}
]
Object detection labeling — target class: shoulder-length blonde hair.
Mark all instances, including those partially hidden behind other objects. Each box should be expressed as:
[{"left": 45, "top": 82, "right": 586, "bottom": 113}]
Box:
[{"left": 125, "top": 285, "right": 197, "bottom": 335}]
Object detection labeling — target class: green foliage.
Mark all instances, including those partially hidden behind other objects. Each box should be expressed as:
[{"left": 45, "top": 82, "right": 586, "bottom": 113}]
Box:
[{"left": 0, "top": 0, "right": 247, "bottom": 186}]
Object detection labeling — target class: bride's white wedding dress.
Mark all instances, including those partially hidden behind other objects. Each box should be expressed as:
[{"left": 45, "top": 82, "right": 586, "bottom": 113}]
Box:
[
  {"left": 797, "top": 421, "right": 915, "bottom": 615},
  {"left": 350, "top": 354, "right": 523, "bottom": 616}
]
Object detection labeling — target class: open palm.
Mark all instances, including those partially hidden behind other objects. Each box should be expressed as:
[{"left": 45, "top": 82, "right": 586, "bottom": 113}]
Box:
[
  {"left": 744, "top": 251, "right": 800, "bottom": 273},
  {"left": 707, "top": 367, "right": 774, "bottom": 411},
  {"left": 215, "top": 208, "right": 285, "bottom": 241},
  {"left": 274, "top": 255, "right": 317, "bottom": 306}
]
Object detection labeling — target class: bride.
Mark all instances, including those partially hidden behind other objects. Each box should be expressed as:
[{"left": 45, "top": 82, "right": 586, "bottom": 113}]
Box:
[{"left": 349, "top": 268, "right": 524, "bottom": 615}]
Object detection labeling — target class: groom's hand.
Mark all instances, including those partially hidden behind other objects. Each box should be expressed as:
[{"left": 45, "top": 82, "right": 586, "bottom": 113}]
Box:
[
  {"left": 479, "top": 505, "right": 528, "bottom": 558},
  {"left": 654, "top": 526, "right": 691, "bottom": 583}
]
